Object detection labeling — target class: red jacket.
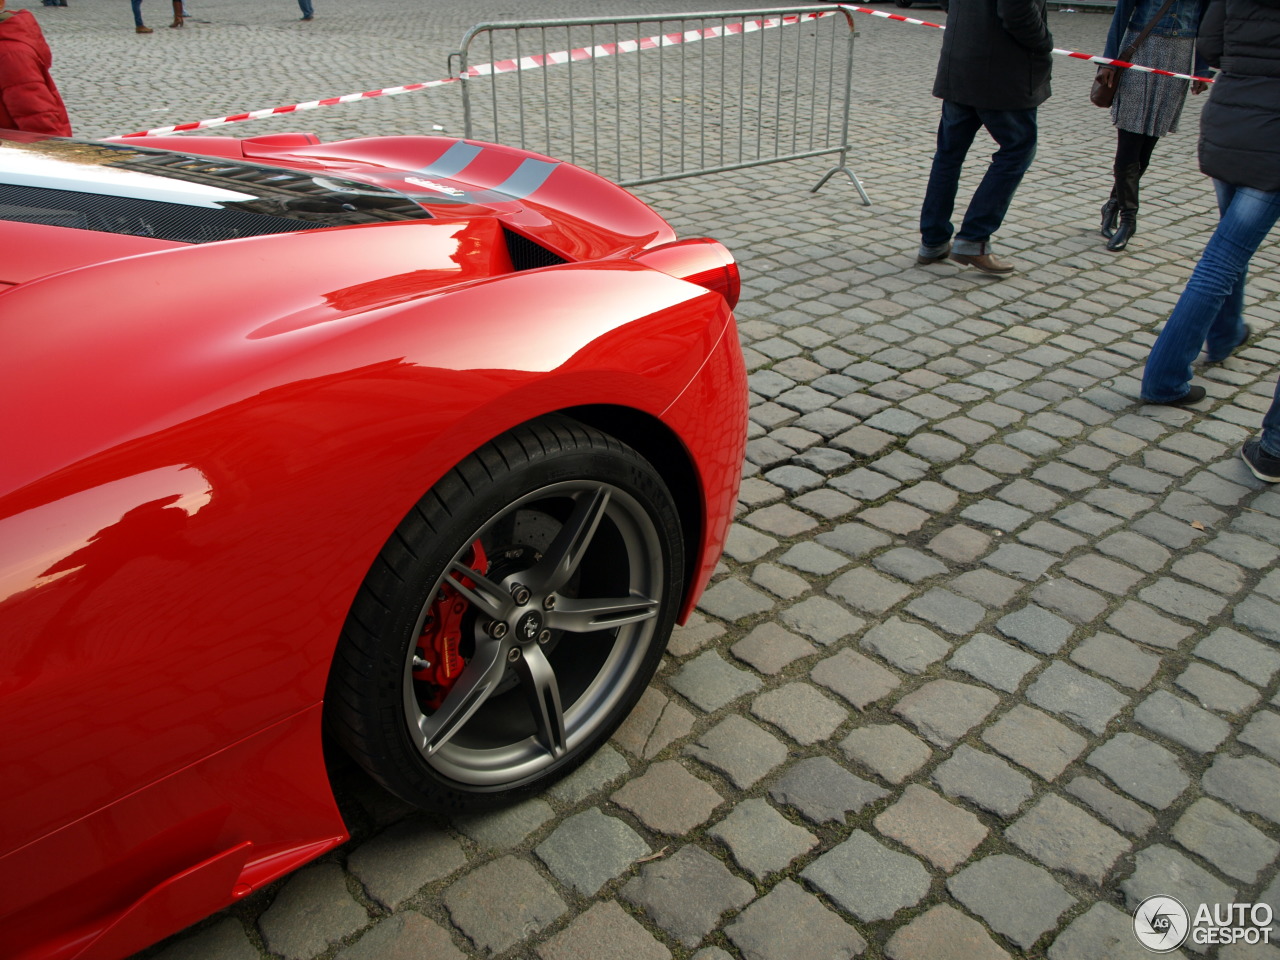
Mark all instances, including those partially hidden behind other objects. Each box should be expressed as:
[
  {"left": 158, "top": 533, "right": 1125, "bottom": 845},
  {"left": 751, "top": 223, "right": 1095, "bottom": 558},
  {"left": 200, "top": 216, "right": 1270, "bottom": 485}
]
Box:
[{"left": 0, "top": 10, "right": 71, "bottom": 136}]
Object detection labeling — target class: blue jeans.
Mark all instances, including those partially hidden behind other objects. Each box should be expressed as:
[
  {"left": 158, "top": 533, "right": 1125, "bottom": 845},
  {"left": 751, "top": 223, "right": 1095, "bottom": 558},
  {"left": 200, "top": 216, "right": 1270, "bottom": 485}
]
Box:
[
  {"left": 919, "top": 101, "right": 1039, "bottom": 256},
  {"left": 298, "top": 0, "right": 314, "bottom": 16},
  {"left": 1141, "top": 181, "right": 1280, "bottom": 433},
  {"left": 132, "top": 0, "right": 144, "bottom": 26}
]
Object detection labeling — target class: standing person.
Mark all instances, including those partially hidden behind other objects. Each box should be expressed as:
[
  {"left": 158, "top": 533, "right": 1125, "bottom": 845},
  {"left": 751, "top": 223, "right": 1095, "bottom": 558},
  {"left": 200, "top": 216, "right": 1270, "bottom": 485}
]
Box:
[
  {"left": 0, "top": 0, "right": 71, "bottom": 135},
  {"left": 132, "top": 0, "right": 152, "bottom": 33},
  {"left": 915, "top": 0, "right": 1054, "bottom": 275},
  {"left": 1095, "top": 0, "right": 1209, "bottom": 251},
  {"left": 1138, "top": 0, "right": 1280, "bottom": 477},
  {"left": 298, "top": 0, "right": 314, "bottom": 21}
]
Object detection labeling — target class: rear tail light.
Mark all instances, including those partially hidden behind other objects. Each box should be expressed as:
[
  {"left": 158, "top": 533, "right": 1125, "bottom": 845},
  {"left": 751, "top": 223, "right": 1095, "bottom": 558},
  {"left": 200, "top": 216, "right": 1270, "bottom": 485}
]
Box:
[{"left": 632, "top": 238, "right": 740, "bottom": 309}]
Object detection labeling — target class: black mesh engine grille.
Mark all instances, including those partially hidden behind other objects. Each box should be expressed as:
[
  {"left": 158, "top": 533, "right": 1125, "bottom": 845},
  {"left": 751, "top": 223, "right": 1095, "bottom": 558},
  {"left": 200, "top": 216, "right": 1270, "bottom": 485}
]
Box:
[
  {"left": 504, "top": 227, "right": 568, "bottom": 270},
  {"left": 0, "top": 182, "right": 332, "bottom": 244}
]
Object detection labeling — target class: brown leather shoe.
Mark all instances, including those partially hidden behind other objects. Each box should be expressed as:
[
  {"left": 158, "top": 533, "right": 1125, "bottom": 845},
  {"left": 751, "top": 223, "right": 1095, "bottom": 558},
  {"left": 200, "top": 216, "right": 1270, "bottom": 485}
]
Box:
[
  {"left": 136, "top": 24, "right": 154, "bottom": 32},
  {"left": 950, "top": 251, "right": 1016, "bottom": 275}
]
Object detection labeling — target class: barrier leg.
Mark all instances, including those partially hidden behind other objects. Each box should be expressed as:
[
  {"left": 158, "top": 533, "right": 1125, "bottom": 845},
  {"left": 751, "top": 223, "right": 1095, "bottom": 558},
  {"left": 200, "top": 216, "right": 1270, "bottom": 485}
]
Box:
[{"left": 812, "top": 165, "right": 871, "bottom": 205}]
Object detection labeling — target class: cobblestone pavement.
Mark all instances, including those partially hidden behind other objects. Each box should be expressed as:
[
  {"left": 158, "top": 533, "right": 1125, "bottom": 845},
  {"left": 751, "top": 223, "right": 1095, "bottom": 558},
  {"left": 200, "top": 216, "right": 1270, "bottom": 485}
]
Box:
[{"left": 28, "top": 0, "right": 1280, "bottom": 957}]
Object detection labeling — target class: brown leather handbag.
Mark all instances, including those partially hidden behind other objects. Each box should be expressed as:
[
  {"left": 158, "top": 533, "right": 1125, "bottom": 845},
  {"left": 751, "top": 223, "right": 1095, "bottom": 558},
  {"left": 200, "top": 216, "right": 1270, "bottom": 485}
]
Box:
[
  {"left": 1090, "top": 0, "right": 1177, "bottom": 107},
  {"left": 1090, "top": 67, "right": 1120, "bottom": 107}
]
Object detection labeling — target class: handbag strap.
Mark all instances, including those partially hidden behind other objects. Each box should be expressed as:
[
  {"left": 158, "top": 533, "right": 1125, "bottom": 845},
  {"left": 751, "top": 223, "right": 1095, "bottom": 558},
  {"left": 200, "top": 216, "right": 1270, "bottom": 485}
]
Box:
[{"left": 1117, "top": 0, "right": 1179, "bottom": 64}]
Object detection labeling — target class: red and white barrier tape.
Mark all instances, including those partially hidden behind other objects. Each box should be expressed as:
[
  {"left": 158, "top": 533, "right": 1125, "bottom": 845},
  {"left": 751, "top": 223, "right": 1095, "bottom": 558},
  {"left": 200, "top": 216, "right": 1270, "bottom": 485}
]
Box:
[
  {"left": 464, "top": 12, "right": 829, "bottom": 76},
  {"left": 118, "top": 12, "right": 831, "bottom": 137},
  {"left": 119, "top": 77, "right": 458, "bottom": 137},
  {"left": 117, "top": 5, "right": 1211, "bottom": 139},
  {"left": 838, "top": 5, "right": 1214, "bottom": 83},
  {"left": 1052, "top": 46, "right": 1213, "bottom": 84}
]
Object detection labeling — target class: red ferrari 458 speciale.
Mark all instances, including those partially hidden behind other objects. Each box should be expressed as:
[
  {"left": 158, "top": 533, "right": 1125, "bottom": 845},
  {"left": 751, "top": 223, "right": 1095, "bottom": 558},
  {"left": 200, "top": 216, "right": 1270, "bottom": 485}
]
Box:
[{"left": 0, "top": 129, "right": 746, "bottom": 960}]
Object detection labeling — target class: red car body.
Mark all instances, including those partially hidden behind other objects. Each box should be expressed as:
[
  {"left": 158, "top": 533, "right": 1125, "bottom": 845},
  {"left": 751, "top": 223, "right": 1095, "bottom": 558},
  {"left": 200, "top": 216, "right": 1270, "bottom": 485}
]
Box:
[{"left": 0, "top": 130, "right": 746, "bottom": 960}]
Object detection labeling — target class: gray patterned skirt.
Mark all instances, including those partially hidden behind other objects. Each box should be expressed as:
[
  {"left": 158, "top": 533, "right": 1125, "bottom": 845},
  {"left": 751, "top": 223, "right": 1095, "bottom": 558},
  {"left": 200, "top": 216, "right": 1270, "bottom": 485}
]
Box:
[{"left": 1111, "top": 33, "right": 1196, "bottom": 137}]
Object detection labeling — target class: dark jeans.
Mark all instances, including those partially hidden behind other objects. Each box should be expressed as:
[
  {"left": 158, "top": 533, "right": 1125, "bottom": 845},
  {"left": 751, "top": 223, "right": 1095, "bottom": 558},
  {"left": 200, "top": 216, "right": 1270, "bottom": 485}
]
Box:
[{"left": 919, "top": 101, "right": 1039, "bottom": 254}]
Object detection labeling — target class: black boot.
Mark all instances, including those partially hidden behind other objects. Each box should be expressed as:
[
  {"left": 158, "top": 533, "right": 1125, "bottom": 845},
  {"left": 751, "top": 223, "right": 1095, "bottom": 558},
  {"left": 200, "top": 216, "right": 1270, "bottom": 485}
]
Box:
[
  {"left": 1108, "top": 211, "right": 1137, "bottom": 251},
  {"left": 1100, "top": 168, "right": 1119, "bottom": 238},
  {"left": 1106, "top": 162, "right": 1142, "bottom": 252},
  {"left": 1100, "top": 194, "right": 1119, "bottom": 239}
]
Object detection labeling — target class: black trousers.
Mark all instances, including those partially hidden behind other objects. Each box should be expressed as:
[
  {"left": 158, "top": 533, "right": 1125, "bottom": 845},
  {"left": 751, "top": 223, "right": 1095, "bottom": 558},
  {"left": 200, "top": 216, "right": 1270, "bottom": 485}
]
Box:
[{"left": 1114, "top": 128, "right": 1159, "bottom": 175}]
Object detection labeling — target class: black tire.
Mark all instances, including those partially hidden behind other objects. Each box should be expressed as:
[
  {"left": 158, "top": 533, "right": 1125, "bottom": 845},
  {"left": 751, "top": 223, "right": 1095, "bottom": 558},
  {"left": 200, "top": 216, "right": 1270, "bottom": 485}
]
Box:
[
  {"left": 326, "top": 415, "right": 683, "bottom": 810},
  {"left": 895, "top": 0, "right": 914, "bottom": 6}
]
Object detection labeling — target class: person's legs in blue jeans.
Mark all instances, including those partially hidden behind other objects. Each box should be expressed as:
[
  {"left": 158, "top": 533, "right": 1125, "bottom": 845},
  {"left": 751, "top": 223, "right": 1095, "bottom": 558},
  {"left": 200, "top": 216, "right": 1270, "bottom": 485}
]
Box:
[
  {"left": 1141, "top": 182, "right": 1280, "bottom": 404},
  {"left": 132, "top": 0, "right": 145, "bottom": 27},
  {"left": 1259, "top": 379, "right": 1280, "bottom": 457},
  {"left": 1203, "top": 180, "right": 1250, "bottom": 361},
  {"left": 952, "top": 107, "right": 1038, "bottom": 255},
  {"left": 1255, "top": 187, "right": 1280, "bottom": 453},
  {"left": 919, "top": 101, "right": 983, "bottom": 256}
]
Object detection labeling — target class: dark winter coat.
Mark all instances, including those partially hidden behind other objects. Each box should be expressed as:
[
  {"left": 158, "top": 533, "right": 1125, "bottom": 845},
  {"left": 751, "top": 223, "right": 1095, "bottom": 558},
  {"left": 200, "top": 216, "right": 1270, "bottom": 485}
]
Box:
[
  {"left": 1197, "top": 0, "right": 1280, "bottom": 192},
  {"left": 0, "top": 9, "right": 70, "bottom": 136},
  {"left": 932, "top": 0, "right": 1053, "bottom": 111}
]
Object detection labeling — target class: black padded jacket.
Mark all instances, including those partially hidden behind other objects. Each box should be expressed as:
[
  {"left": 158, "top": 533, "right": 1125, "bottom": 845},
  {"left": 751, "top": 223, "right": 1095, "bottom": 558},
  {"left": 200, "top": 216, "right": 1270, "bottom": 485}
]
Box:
[
  {"left": 932, "top": 0, "right": 1053, "bottom": 111},
  {"left": 1197, "top": 0, "right": 1280, "bottom": 192}
]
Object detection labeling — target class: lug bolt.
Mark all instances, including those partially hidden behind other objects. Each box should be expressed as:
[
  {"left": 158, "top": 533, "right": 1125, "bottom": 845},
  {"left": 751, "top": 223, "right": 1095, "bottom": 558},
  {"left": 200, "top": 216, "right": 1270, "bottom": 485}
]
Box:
[
  {"left": 543, "top": 595, "right": 556, "bottom": 610},
  {"left": 511, "top": 583, "right": 532, "bottom": 605},
  {"left": 488, "top": 621, "right": 509, "bottom": 640},
  {"left": 507, "top": 648, "right": 521, "bottom": 662},
  {"left": 537, "top": 629, "right": 551, "bottom": 645}
]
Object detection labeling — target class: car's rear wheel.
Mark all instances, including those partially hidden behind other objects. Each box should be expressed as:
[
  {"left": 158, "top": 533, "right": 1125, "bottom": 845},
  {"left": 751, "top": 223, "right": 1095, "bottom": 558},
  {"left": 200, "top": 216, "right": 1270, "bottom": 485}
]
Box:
[{"left": 326, "top": 415, "right": 683, "bottom": 810}]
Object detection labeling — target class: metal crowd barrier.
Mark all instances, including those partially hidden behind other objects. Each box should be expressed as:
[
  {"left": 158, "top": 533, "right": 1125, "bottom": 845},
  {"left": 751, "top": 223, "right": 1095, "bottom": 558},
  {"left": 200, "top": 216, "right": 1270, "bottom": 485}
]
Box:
[{"left": 448, "top": 7, "right": 870, "bottom": 203}]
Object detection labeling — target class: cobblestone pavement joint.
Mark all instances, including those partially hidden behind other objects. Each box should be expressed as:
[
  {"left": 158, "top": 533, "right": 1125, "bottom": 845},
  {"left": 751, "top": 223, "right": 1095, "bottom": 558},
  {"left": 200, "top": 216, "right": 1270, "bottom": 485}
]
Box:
[{"left": 34, "top": 0, "right": 1280, "bottom": 957}]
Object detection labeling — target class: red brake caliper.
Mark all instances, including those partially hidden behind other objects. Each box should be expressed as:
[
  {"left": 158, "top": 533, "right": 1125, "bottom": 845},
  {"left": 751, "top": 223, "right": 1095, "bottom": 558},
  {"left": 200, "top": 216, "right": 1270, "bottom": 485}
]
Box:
[{"left": 414, "top": 540, "right": 488, "bottom": 710}]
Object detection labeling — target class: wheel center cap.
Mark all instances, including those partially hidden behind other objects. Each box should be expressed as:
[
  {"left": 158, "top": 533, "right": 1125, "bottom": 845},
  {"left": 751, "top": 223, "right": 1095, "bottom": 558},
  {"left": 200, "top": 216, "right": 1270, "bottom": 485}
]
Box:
[{"left": 515, "top": 610, "right": 543, "bottom": 644}]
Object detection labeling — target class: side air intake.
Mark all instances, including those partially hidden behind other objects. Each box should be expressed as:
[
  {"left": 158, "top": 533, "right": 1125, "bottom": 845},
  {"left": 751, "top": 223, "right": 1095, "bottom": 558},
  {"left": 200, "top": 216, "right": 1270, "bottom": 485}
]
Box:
[{"left": 503, "top": 227, "right": 568, "bottom": 271}]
